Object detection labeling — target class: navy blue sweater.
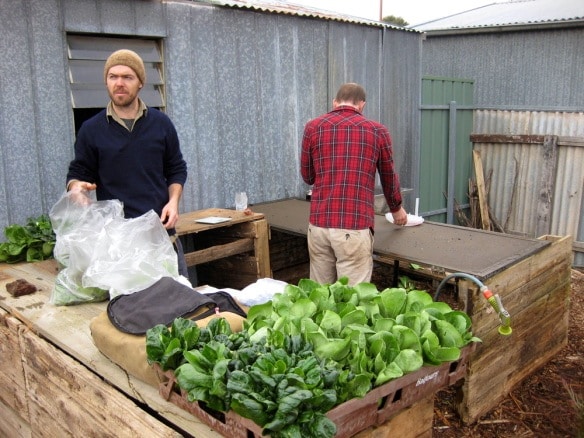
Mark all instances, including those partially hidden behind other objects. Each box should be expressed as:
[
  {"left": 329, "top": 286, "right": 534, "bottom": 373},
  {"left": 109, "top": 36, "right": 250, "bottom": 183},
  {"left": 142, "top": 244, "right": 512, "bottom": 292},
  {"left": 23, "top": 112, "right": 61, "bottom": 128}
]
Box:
[{"left": 67, "top": 108, "right": 187, "bottom": 220}]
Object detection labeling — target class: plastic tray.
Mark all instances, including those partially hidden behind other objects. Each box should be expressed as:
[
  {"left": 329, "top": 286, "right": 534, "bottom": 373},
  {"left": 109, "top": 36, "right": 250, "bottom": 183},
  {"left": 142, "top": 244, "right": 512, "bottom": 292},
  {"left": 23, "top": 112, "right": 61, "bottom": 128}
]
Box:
[{"left": 154, "top": 344, "right": 475, "bottom": 438}]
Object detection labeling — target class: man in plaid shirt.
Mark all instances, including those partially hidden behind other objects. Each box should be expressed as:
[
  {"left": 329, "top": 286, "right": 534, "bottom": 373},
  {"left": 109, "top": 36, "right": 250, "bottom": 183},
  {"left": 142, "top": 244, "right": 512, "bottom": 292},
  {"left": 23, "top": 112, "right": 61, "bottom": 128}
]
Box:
[{"left": 301, "top": 83, "right": 407, "bottom": 285}]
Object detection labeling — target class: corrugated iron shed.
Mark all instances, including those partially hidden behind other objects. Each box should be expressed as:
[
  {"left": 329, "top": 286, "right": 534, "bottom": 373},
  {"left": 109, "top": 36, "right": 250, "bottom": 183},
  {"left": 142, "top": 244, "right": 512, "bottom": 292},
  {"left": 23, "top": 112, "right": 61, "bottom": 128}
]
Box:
[
  {"left": 417, "top": 0, "right": 584, "bottom": 265},
  {"left": 412, "top": 0, "right": 584, "bottom": 32},
  {"left": 0, "top": 0, "right": 423, "bottom": 236}
]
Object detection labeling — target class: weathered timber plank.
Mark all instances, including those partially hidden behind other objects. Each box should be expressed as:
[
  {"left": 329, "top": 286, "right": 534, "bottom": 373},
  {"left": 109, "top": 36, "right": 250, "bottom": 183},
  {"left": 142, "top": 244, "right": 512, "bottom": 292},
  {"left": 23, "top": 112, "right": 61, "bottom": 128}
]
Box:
[
  {"left": 0, "top": 398, "right": 31, "bottom": 438},
  {"left": 0, "top": 262, "right": 225, "bottom": 437},
  {"left": 470, "top": 134, "right": 546, "bottom": 144},
  {"left": 0, "top": 260, "right": 59, "bottom": 298},
  {"left": 465, "top": 256, "right": 571, "bottom": 336},
  {"left": 473, "top": 150, "right": 491, "bottom": 230},
  {"left": 535, "top": 136, "right": 558, "bottom": 237},
  {"left": 483, "top": 235, "right": 572, "bottom": 300},
  {"left": 0, "top": 312, "right": 29, "bottom": 419},
  {"left": 462, "top": 299, "right": 569, "bottom": 414},
  {"left": 459, "top": 289, "right": 569, "bottom": 422},
  {"left": 353, "top": 395, "right": 433, "bottom": 438},
  {"left": 454, "top": 235, "right": 572, "bottom": 423},
  {"left": 184, "top": 238, "right": 254, "bottom": 266},
  {"left": 253, "top": 219, "right": 271, "bottom": 278},
  {"left": 459, "top": 300, "right": 567, "bottom": 422},
  {"left": 187, "top": 220, "right": 259, "bottom": 240},
  {"left": 194, "top": 221, "right": 271, "bottom": 288},
  {"left": 20, "top": 328, "right": 180, "bottom": 437},
  {"left": 474, "top": 291, "right": 568, "bottom": 372},
  {"left": 199, "top": 254, "right": 259, "bottom": 272},
  {"left": 508, "top": 259, "right": 571, "bottom": 310},
  {"left": 471, "top": 297, "right": 568, "bottom": 378},
  {"left": 0, "top": 260, "right": 64, "bottom": 330},
  {"left": 557, "top": 136, "right": 584, "bottom": 147},
  {"left": 457, "top": 235, "right": 572, "bottom": 333},
  {"left": 177, "top": 209, "right": 264, "bottom": 236},
  {"left": 197, "top": 255, "right": 260, "bottom": 276}
]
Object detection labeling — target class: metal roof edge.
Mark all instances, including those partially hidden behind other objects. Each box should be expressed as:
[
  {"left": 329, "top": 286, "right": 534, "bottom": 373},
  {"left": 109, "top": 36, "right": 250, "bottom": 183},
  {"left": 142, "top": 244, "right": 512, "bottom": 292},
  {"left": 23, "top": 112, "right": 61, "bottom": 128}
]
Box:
[
  {"left": 171, "top": 0, "right": 423, "bottom": 33},
  {"left": 407, "top": 3, "right": 497, "bottom": 29},
  {"left": 421, "top": 19, "right": 584, "bottom": 36}
]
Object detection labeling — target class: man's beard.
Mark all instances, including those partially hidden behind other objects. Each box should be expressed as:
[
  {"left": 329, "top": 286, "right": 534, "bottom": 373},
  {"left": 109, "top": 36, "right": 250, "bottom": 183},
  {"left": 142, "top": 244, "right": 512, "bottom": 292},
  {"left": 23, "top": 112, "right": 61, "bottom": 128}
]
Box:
[{"left": 109, "top": 88, "right": 137, "bottom": 108}]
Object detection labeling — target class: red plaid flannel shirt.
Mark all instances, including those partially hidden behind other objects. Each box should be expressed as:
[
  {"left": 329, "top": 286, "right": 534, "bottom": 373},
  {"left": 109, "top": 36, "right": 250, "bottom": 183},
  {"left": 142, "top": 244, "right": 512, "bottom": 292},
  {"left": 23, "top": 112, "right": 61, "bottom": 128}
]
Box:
[{"left": 301, "top": 105, "right": 402, "bottom": 230}]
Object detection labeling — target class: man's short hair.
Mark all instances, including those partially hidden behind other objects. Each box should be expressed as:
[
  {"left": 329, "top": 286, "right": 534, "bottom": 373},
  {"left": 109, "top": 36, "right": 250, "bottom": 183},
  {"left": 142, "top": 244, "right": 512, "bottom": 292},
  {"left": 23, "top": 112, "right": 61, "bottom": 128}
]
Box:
[{"left": 335, "top": 83, "right": 366, "bottom": 104}]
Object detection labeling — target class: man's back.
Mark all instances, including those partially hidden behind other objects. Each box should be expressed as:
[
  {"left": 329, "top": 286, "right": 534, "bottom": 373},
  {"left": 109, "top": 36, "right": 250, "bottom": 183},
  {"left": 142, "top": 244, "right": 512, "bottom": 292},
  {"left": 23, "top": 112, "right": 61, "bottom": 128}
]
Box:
[{"left": 301, "top": 105, "right": 394, "bottom": 230}]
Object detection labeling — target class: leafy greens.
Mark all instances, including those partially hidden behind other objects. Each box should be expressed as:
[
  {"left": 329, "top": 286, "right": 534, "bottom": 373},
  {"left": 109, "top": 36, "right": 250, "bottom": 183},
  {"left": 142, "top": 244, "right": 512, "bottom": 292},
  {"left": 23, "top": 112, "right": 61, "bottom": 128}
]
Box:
[
  {"left": 146, "top": 276, "right": 480, "bottom": 438},
  {"left": 0, "top": 215, "right": 56, "bottom": 263},
  {"left": 147, "top": 317, "right": 338, "bottom": 437}
]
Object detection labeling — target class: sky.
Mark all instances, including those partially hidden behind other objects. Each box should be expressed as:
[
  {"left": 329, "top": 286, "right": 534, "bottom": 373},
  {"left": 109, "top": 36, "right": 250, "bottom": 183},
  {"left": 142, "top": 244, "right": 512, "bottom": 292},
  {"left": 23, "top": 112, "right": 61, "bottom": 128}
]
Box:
[{"left": 288, "top": 0, "right": 497, "bottom": 26}]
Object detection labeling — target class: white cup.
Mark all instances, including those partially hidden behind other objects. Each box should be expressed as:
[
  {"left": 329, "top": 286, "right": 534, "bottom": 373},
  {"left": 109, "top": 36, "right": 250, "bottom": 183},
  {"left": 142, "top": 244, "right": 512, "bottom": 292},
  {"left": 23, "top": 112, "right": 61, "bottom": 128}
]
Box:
[{"left": 235, "top": 192, "right": 248, "bottom": 211}]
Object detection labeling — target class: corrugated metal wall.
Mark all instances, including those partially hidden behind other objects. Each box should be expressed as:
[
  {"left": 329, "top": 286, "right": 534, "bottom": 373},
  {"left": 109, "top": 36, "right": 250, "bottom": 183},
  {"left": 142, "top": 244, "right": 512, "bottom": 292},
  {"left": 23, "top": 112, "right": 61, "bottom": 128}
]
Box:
[
  {"left": 421, "top": 28, "right": 584, "bottom": 110},
  {"left": 473, "top": 110, "right": 584, "bottom": 266},
  {"left": 421, "top": 24, "right": 583, "bottom": 265},
  {"left": 0, "top": 0, "right": 421, "bottom": 234},
  {"left": 164, "top": 3, "right": 329, "bottom": 211}
]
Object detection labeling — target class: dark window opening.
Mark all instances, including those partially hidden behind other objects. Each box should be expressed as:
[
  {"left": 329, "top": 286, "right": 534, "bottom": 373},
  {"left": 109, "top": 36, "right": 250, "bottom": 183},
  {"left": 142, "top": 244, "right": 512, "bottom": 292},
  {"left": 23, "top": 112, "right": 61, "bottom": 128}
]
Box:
[{"left": 73, "top": 108, "right": 102, "bottom": 136}]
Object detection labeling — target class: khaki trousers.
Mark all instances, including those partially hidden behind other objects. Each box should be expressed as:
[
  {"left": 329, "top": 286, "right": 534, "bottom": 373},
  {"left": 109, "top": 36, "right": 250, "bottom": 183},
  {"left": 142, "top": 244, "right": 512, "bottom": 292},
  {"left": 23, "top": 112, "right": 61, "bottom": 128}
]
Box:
[{"left": 307, "top": 224, "right": 374, "bottom": 286}]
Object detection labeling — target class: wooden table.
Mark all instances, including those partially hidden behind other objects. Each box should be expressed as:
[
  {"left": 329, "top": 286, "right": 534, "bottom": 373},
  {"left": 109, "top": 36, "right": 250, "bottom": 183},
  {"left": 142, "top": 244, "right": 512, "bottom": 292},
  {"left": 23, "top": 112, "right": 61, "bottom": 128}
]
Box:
[
  {"left": 0, "top": 201, "right": 572, "bottom": 432},
  {"left": 253, "top": 198, "right": 549, "bottom": 280},
  {"left": 254, "top": 198, "right": 572, "bottom": 423},
  {"left": 176, "top": 208, "right": 271, "bottom": 288},
  {"left": 0, "top": 260, "right": 226, "bottom": 437}
]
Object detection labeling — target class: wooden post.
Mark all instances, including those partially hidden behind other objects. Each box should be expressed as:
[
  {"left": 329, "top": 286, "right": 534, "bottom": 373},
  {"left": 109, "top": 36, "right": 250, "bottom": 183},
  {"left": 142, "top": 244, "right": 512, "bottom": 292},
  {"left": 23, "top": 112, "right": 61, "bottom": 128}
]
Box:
[
  {"left": 535, "top": 135, "right": 558, "bottom": 238},
  {"left": 472, "top": 149, "right": 491, "bottom": 230},
  {"left": 253, "top": 219, "right": 272, "bottom": 278}
]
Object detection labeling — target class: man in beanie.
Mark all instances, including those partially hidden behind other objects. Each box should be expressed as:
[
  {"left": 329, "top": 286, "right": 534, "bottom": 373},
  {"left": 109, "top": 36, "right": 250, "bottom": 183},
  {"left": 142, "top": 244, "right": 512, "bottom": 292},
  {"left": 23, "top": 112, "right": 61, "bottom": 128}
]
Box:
[
  {"left": 66, "top": 49, "right": 189, "bottom": 278},
  {"left": 301, "top": 83, "right": 407, "bottom": 286}
]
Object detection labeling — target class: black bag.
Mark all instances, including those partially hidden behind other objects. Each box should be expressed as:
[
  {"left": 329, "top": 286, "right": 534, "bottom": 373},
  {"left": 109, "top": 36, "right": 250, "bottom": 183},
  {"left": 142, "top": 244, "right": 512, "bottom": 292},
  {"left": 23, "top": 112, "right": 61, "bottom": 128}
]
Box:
[{"left": 107, "top": 276, "right": 247, "bottom": 335}]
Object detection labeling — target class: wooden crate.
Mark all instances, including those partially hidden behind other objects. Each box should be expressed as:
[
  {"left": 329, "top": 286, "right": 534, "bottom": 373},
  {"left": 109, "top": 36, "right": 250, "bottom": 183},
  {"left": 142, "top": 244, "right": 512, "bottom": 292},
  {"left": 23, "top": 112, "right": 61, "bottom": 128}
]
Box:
[
  {"left": 454, "top": 234, "right": 572, "bottom": 422},
  {"left": 0, "top": 308, "right": 181, "bottom": 437},
  {"left": 178, "top": 210, "right": 271, "bottom": 289},
  {"left": 0, "top": 309, "right": 30, "bottom": 438},
  {"left": 361, "top": 235, "right": 572, "bottom": 423},
  {"left": 353, "top": 394, "right": 434, "bottom": 438},
  {"left": 154, "top": 344, "right": 474, "bottom": 438}
]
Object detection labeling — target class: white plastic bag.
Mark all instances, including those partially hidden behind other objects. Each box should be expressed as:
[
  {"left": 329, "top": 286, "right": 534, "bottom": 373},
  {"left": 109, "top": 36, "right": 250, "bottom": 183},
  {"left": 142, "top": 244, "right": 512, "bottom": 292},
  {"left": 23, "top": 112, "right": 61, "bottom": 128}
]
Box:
[
  {"left": 228, "top": 278, "right": 288, "bottom": 306},
  {"left": 50, "top": 190, "right": 124, "bottom": 270},
  {"left": 49, "top": 190, "right": 186, "bottom": 305},
  {"left": 82, "top": 211, "right": 181, "bottom": 297}
]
